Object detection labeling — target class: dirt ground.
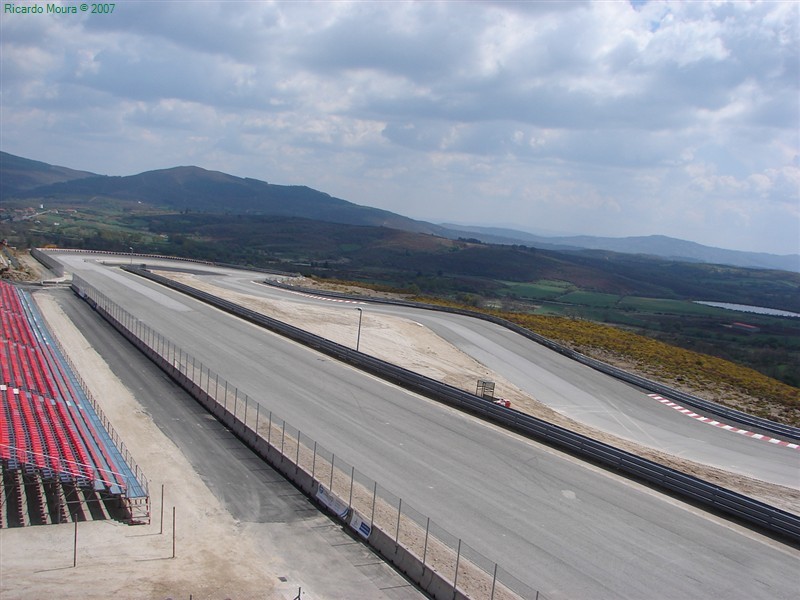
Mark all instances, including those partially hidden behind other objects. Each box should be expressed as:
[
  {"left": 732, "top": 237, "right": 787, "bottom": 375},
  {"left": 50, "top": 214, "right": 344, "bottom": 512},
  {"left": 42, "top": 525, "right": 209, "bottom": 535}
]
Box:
[{"left": 162, "top": 271, "right": 800, "bottom": 514}]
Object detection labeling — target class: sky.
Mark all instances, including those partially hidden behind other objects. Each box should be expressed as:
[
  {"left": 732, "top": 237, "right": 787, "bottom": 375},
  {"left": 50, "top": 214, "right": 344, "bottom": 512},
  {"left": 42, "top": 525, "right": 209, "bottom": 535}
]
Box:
[{"left": 1, "top": 1, "right": 798, "bottom": 255}]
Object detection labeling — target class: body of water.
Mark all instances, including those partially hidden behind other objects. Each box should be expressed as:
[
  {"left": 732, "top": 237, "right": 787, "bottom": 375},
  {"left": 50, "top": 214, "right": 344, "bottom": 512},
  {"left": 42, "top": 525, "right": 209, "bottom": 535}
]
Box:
[{"left": 695, "top": 301, "right": 800, "bottom": 318}]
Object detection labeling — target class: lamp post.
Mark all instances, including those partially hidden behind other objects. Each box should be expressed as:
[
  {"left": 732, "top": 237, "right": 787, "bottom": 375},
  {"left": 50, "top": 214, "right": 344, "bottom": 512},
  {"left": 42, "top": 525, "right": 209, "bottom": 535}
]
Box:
[
  {"left": 129, "top": 246, "right": 134, "bottom": 265},
  {"left": 355, "top": 307, "right": 363, "bottom": 352}
]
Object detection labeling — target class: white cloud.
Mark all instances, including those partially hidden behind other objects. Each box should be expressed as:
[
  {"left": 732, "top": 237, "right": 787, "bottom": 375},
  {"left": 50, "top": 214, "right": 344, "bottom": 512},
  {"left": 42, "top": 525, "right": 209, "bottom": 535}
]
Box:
[{"left": 1, "top": 0, "right": 797, "bottom": 254}]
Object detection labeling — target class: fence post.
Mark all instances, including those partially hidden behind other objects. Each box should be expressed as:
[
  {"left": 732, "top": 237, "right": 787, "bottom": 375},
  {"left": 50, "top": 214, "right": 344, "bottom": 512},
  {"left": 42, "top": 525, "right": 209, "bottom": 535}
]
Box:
[
  {"left": 330, "top": 453, "right": 335, "bottom": 491},
  {"left": 295, "top": 431, "right": 301, "bottom": 468},
  {"left": 160, "top": 484, "right": 165, "bottom": 535},
  {"left": 422, "top": 517, "right": 430, "bottom": 568},
  {"left": 268, "top": 412, "right": 272, "bottom": 444},
  {"left": 348, "top": 466, "right": 355, "bottom": 509},
  {"left": 72, "top": 519, "right": 78, "bottom": 567},
  {"left": 395, "top": 499, "right": 402, "bottom": 545},
  {"left": 370, "top": 481, "right": 377, "bottom": 526},
  {"left": 453, "top": 539, "right": 462, "bottom": 599},
  {"left": 280, "top": 422, "right": 286, "bottom": 455},
  {"left": 312, "top": 442, "right": 317, "bottom": 480}
]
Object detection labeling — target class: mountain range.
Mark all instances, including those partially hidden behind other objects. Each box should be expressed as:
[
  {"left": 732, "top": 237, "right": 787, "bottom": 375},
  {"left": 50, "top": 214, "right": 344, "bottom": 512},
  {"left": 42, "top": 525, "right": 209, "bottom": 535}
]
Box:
[
  {"left": 441, "top": 225, "right": 800, "bottom": 272},
  {"left": 2, "top": 151, "right": 797, "bottom": 273}
]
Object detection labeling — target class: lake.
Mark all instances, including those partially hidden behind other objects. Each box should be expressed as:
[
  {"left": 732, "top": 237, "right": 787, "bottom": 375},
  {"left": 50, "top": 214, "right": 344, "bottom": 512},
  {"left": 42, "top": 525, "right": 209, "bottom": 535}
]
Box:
[{"left": 695, "top": 301, "right": 800, "bottom": 318}]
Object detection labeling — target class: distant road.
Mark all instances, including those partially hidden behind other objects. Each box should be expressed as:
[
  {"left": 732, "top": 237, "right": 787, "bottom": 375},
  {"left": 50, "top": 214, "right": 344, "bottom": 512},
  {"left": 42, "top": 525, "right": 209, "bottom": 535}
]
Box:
[{"left": 48, "top": 252, "right": 800, "bottom": 600}]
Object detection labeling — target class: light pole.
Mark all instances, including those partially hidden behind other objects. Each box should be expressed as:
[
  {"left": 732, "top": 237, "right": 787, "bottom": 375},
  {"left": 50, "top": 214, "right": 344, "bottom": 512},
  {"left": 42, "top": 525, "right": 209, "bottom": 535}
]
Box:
[
  {"left": 355, "top": 307, "right": 363, "bottom": 352},
  {"left": 129, "top": 246, "right": 134, "bottom": 265}
]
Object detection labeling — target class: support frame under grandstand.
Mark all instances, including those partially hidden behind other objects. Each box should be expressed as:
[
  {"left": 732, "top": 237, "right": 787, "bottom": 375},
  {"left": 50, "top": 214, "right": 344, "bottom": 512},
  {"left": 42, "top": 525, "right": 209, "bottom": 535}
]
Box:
[{"left": 0, "top": 280, "right": 149, "bottom": 527}]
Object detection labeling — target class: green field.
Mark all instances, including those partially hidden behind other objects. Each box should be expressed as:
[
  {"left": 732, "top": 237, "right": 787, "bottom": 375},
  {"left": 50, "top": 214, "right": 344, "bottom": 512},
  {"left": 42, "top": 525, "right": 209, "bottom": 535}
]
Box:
[
  {"left": 617, "top": 296, "right": 727, "bottom": 316},
  {"left": 498, "top": 281, "right": 800, "bottom": 387},
  {"left": 499, "top": 279, "right": 575, "bottom": 300},
  {"left": 556, "top": 291, "right": 621, "bottom": 307}
]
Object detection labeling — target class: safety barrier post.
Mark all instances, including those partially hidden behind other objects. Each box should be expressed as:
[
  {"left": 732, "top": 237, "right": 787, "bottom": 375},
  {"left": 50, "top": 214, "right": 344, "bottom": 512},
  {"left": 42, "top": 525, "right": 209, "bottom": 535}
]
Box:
[
  {"left": 422, "top": 517, "right": 430, "bottom": 569},
  {"left": 348, "top": 466, "right": 354, "bottom": 509},
  {"left": 395, "top": 499, "right": 402, "bottom": 545},
  {"left": 370, "top": 481, "right": 377, "bottom": 526},
  {"left": 453, "top": 539, "right": 462, "bottom": 599},
  {"left": 312, "top": 442, "right": 317, "bottom": 479}
]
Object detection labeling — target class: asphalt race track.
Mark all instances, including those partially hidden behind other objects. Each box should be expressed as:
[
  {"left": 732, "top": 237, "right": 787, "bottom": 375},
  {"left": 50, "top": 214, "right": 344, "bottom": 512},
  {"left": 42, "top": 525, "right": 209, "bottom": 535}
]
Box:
[
  {"left": 204, "top": 263, "right": 800, "bottom": 489},
  {"left": 46, "top": 252, "right": 800, "bottom": 600}
]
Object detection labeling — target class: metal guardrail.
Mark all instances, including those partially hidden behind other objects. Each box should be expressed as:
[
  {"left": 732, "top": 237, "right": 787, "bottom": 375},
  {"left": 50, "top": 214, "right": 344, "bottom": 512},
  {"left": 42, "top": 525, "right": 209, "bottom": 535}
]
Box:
[
  {"left": 124, "top": 266, "right": 800, "bottom": 544},
  {"left": 264, "top": 280, "right": 800, "bottom": 442}
]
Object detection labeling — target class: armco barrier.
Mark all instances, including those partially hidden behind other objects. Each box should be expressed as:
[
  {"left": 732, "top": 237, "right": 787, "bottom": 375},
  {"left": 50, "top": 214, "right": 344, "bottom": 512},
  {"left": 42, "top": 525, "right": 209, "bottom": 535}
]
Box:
[
  {"left": 117, "top": 266, "right": 800, "bottom": 544},
  {"left": 264, "top": 279, "right": 800, "bottom": 442},
  {"left": 71, "top": 275, "right": 539, "bottom": 600}
]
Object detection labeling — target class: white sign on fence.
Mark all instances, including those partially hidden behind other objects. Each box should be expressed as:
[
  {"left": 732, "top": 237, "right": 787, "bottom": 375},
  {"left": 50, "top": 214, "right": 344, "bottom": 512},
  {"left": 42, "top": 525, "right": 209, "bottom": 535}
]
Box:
[
  {"left": 349, "top": 510, "right": 372, "bottom": 539},
  {"left": 315, "top": 485, "right": 349, "bottom": 519}
]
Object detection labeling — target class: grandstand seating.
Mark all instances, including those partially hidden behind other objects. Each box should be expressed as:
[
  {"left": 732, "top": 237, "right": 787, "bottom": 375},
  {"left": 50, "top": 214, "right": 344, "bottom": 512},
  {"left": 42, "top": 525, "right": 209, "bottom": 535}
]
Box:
[{"left": 0, "top": 280, "right": 130, "bottom": 501}]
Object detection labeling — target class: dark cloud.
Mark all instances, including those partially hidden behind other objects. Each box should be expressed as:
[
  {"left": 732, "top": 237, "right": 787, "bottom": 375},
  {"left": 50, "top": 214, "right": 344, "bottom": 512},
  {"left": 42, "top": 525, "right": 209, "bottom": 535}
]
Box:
[{"left": 1, "top": 0, "right": 797, "bottom": 254}]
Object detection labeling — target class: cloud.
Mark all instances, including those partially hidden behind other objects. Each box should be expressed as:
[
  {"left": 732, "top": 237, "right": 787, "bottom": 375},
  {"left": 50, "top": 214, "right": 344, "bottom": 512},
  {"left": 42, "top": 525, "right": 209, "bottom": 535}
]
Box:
[{"left": 1, "top": 0, "right": 797, "bottom": 254}]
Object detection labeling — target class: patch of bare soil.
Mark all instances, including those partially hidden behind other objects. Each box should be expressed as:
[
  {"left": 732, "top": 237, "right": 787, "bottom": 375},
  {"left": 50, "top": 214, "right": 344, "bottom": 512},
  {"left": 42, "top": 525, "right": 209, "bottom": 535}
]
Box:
[
  {"left": 160, "top": 272, "right": 800, "bottom": 515},
  {"left": 294, "top": 277, "right": 413, "bottom": 301},
  {"left": 0, "top": 248, "right": 42, "bottom": 282}
]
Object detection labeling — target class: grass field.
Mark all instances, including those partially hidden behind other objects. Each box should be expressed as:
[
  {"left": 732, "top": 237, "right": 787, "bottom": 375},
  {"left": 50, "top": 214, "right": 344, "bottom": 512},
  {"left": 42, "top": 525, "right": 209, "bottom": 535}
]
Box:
[{"left": 465, "top": 277, "right": 800, "bottom": 391}]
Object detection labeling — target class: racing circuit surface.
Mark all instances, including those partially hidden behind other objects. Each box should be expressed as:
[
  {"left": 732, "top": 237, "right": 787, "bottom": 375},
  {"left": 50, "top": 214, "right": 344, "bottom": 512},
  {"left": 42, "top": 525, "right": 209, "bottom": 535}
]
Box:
[{"left": 47, "top": 252, "right": 800, "bottom": 599}]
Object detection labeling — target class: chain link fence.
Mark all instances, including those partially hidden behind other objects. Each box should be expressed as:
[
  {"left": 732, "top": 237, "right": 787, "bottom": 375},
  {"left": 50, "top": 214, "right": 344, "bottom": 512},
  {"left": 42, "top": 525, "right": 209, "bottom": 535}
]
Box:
[{"left": 72, "top": 275, "right": 548, "bottom": 599}]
